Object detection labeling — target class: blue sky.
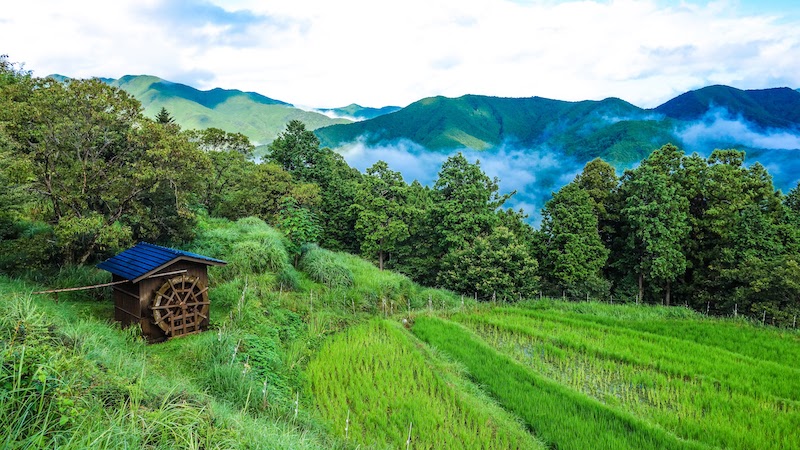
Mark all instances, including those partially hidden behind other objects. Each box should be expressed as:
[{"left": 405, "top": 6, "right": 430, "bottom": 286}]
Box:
[{"left": 2, "top": 0, "right": 799, "bottom": 108}]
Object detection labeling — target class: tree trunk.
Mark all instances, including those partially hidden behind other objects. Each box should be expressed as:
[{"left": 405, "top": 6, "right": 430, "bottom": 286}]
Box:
[
  {"left": 665, "top": 280, "right": 671, "bottom": 307},
  {"left": 379, "top": 250, "right": 384, "bottom": 271},
  {"left": 638, "top": 273, "right": 644, "bottom": 304}
]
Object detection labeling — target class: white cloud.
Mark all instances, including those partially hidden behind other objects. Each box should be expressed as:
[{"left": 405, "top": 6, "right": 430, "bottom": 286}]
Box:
[{"left": 2, "top": 0, "right": 799, "bottom": 107}]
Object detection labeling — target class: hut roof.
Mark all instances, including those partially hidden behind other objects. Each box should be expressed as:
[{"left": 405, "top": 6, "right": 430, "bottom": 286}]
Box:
[{"left": 97, "top": 242, "right": 226, "bottom": 283}]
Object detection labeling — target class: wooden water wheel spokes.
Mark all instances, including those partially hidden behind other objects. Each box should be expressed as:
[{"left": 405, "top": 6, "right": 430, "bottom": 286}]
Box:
[{"left": 152, "top": 274, "right": 210, "bottom": 337}]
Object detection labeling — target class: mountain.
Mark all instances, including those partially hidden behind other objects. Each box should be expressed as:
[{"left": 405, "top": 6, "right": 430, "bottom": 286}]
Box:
[
  {"left": 91, "top": 75, "right": 352, "bottom": 145},
  {"left": 316, "top": 103, "right": 401, "bottom": 121},
  {"left": 315, "top": 94, "right": 678, "bottom": 164},
  {"left": 655, "top": 85, "right": 800, "bottom": 130},
  {"left": 315, "top": 87, "right": 800, "bottom": 166}
]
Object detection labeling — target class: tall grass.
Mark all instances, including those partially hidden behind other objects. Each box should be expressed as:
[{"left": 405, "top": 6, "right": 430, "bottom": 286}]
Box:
[
  {"left": 297, "top": 244, "right": 354, "bottom": 289},
  {"left": 0, "top": 276, "right": 335, "bottom": 449},
  {"left": 412, "top": 316, "right": 708, "bottom": 450}
]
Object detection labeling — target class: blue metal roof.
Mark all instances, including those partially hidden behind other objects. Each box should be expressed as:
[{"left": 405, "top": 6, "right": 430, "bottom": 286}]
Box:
[{"left": 97, "top": 242, "right": 226, "bottom": 282}]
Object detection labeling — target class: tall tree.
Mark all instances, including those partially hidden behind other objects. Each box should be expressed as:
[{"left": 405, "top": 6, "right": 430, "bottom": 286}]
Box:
[
  {"left": 618, "top": 163, "right": 689, "bottom": 305},
  {"left": 267, "top": 119, "right": 322, "bottom": 177},
  {"left": 3, "top": 77, "right": 208, "bottom": 263},
  {"left": 539, "top": 183, "right": 609, "bottom": 297},
  {"left": 353, "top": 161, "right": 410, "bottom": 270}
]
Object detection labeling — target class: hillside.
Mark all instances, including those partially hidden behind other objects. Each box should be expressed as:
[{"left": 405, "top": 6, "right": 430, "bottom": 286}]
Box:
[
  {"left": 654, "top": 85, "right": 800, "bottom": 130},
  {"left": 2, "top": 216, "right": 798, "bottom": 449},
  {"left": 106, "top": 75, "right": 351, "bottom": 144},
  {"left": 315, "top": 94, "right": 667, "bottom": 160}
]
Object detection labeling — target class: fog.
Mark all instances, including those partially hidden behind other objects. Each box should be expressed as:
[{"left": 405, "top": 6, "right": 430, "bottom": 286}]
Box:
[{"left": 337, "top": 138, "right": 584, "bottom": 225}]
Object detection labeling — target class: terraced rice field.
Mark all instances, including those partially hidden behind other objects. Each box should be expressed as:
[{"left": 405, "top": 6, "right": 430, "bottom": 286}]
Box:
[{"left": 305, "top": 301, "right": 800, "bottom": 449}]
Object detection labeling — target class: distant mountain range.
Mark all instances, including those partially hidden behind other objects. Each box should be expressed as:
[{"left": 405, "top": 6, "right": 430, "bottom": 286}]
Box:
[
  {"left": 315, "top": 85, "right": 800, "bottom": 167},
  {"left": 51, "top": 73, "right": 800, "bottom": 205}
]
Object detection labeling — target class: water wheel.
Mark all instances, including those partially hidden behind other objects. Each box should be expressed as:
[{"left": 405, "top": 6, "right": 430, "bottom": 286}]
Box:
[{"left": 151, "top": 274, "right": 209, "bottom": 337}]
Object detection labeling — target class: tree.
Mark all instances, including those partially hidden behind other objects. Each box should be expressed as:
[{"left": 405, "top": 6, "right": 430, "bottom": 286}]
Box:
[
  {"left": 353, "top": 161, "right": 410, "bottom": 270},
  {"left": 276, "top": 197, "right": 321, "bottom": 265},
  {"left": 3, "top": 77, "right": 208, "bottom": 264},
  {"left": 155, "top": 107, "right": 175, "bottom": 125},
  {"left": 431, "top": 153, "right": 509, "bottom": 252},
  {"left": 437, "top": 226, "right": 539, "bottom": 301},
  {"left": 618, "top": 163, "right": 689, "bottom": 305},
  {"left": 267, "top": 120, "right": 322, "bottom": 177},
  {"left": 185, "top": 128, "right": 256, "bottom": 213},
  {"left": 539, "top": 183, "right": 609, "bottom": 297}
]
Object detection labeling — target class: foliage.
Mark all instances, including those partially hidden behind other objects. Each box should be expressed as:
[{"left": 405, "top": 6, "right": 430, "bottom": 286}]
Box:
[
  {"left": 538, "top": 183, "right": 609, "bottom": 297},
  {"left": 297, "top": 244, "right": 354, "bottom": 288},
  {"left": 353, "top": 161, "right": 411, "bottom": 270},
  {"left": 275, "top": 197, "right": 321, "bottom": 265},
  {"left": 1, "top": 75, "right": 208, "bottom": 265},
  {"left": 438, "top": 226, "right": 539, "bottom": 301},
  {"left": 306, "top": 319, "right": 543, "bottom": 449}
]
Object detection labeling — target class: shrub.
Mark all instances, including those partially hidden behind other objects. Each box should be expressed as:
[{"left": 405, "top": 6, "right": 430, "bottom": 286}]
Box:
[{"left": 297, "top": 245, "right": 354, "bottom": 289}]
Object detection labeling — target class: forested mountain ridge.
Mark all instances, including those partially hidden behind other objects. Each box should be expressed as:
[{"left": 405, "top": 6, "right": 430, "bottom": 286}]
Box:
[
  {"left": 315, "top": 85, "right": 800, "bottom": 165},
  {"left": 316, "top": 103, "right": 402, "bottom": 121},
  {"left": 654, "top": 85, "right": 800, "bottom": 129},
  {"left": 316, "top": 94, "right": 663, "bottom": 157}
]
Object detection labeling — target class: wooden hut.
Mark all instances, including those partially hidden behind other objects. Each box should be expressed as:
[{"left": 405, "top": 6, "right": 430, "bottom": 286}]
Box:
[{"left": 97, "top": 242, "right": 226, "bottom": 342}]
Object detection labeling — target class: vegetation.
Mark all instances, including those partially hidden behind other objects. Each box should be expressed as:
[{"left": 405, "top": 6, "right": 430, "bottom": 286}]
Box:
[
  {"left": 3, "top": 55, "right": 800, "bottom": 450},
  {"left": 306, "top": 319, "right": 542, "bottom": 449}
]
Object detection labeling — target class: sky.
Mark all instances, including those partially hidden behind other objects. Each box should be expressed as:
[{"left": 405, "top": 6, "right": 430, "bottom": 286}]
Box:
[{"left": 3, "top": 0, "right": 800, "bottom": 109}]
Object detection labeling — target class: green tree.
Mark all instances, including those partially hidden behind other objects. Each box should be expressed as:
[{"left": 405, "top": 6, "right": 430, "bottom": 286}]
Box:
[
  {"left": 155, "top": 107, "right": 175, "bottom": 125},
  {"left": 438, "top": 226, "right": 539, "bottom": 301},
  {"left": 539, "top": 183, "right": 609, "bottom": 298},
  {"left": 3, "top": 77, "right": 207, "bottom": 264},
  {"left": 431, "top": 153, "right": 509, "bottom": 252},
  {"left": 353, "top": 161, "right": 410, "bottom": 270},
  {"left": 618, "top": 162, "right": 689, "bottom": 305},
  {"left": 267, "top": 119, "right": 322, "bottom": 177}
]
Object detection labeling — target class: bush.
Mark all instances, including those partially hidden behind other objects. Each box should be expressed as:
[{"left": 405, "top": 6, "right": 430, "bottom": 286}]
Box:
[{"left": 297, "top": 244, "right": 354, "bottom": 289}]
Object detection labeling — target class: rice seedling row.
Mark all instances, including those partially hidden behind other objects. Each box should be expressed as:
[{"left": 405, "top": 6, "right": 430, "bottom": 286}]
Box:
[
  {"left": 477, "top": 307, "right": 800, "bottom": 403},
  {"left": 305, "top": 319, "right": 542, "bottom": 450},
  {"left": 455, "top": 310, "right": 799, "bottom": 450},
  {"left": 411, "top": 316, "right": 707, "bottom": 450}
]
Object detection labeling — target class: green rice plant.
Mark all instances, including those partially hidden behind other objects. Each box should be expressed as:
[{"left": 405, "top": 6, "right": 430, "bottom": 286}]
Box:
[
  {"left": 455, "top": 307, "right": 800, "bottom": 450},
  {"left": 297, "top": 244, "right": 354, "bottom": 289},
  {"left": 305, "top": 319, "right": 543, "bottom": 450},
  {"left": 530, "top": 300, "right": 800, "bottom": 368},
  {"left": 412, "top": 316, "right": 709, "bottom": 450}
]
